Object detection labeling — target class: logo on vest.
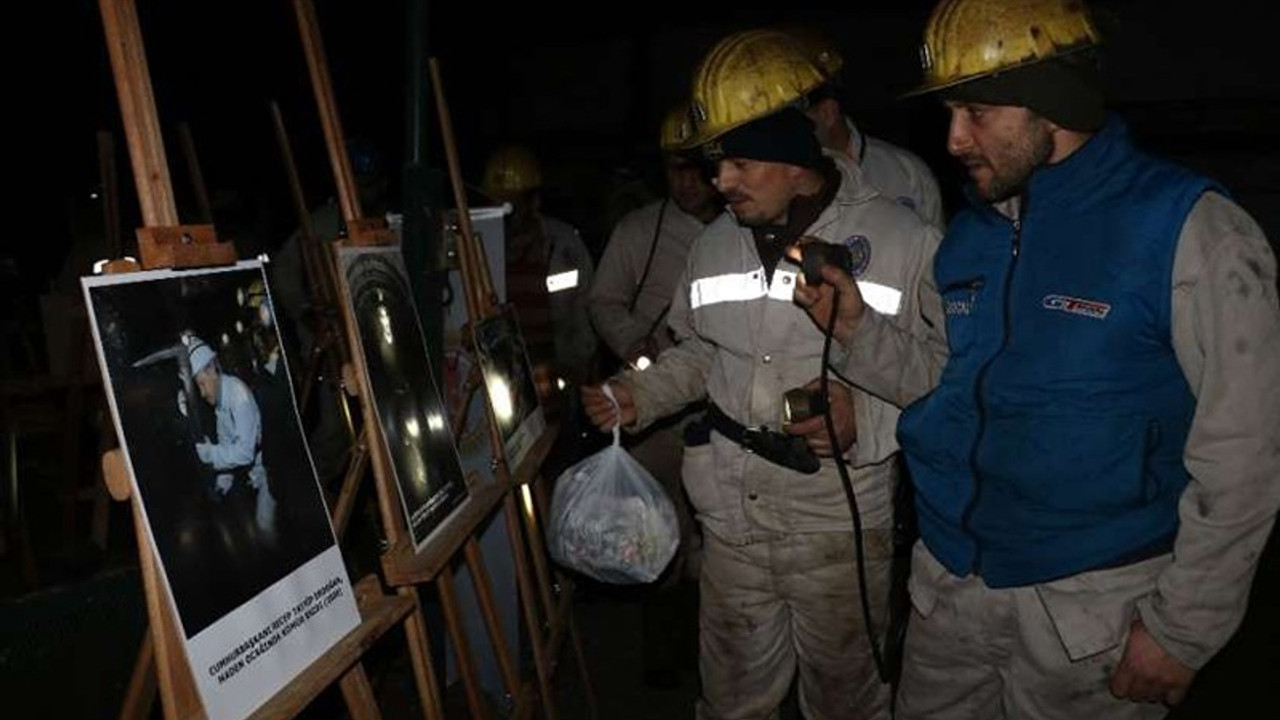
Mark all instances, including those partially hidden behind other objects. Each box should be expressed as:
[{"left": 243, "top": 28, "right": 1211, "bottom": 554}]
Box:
[
  {"left": 945, "top": 298, "right": 973, "bottom": 316},
  {"left": 841, "top": 235, "right": 871, "bottom": 278},
  {"left": 1042, "top": 294, "right": 1111, "bottom": 320}
]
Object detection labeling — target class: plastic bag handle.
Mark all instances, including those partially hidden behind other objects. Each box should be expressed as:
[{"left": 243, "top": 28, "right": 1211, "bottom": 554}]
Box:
[{"left": 602, "top": 382, "right": 621, "bottom": 447}]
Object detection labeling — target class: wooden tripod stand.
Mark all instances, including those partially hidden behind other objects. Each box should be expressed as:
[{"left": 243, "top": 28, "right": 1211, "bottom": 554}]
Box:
[{"left": 96, "top": 1, "right": 434, "bottom": 718}]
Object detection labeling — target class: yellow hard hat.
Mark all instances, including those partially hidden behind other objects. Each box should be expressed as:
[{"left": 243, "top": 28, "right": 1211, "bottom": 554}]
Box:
[
  {"left": 908, "top": 0, "right": 1102, "bottom": 97},
  {"left": 776, "top": 24, "right": 844, "bottom": 80},
  {"left": 659, "top": 103, "right": 696, "bottom": 152},
  {"left": 481, "top": 145, "right": 542, "bottom": 200},
  {"left": 687, "top": 29, "right": 827, "bottom": 147}
]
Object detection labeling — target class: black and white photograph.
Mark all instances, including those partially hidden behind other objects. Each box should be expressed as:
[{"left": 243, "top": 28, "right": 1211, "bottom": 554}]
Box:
[
  {"left": 472, "top": 306, "right": 546, "bottom": 472},
  {"left": 337, "top": 245, "right": 470, "bottom": 552},
  {"left": 81, "top": 261, "right": 360, "bottom": 720}
]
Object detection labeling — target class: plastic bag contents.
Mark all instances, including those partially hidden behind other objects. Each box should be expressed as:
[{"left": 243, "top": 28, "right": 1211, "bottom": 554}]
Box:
[{"left": 546, "top": 384, "right": 679, "bottom": 584}]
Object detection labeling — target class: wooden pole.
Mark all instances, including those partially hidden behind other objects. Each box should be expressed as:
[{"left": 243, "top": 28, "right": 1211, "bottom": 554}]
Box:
[
  {"left": 428, "top": 57, "right": 494, "bottom": 316},
  {"left": 463, "top": 537, "right": 522, "bottom": 701},
  {"left": 270, "top": 103, "right": 315, "bottom": 241},
  {"left": 176, "top": 122, "right": 213, "bottom": 224},
  {"left": 98, "top": 0, "right": 178, "bottom": 228},
  {"left": 269, "top": 100, "right": 331, "bottom": 306},
  {"left": 437, "top": 566, "right": 491, "bottom": 720},
  {"left": 292, "top": 0, "right": 360, "bottom": 224},
  {"left": 115, "top": 630, "right": 156, "bottom": 720}
]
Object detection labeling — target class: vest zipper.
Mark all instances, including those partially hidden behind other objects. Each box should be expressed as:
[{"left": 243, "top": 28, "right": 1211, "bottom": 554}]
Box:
[{"left": 962, "top": 203, "right": 1024, "bottom": 576}]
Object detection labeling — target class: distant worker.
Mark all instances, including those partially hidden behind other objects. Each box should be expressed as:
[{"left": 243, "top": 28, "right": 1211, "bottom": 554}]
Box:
[{"left": 784, "top": 24, "right": 946, "bottom": 230}]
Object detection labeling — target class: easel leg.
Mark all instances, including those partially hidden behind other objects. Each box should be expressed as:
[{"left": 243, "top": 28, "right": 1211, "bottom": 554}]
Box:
[
  {"left": 519, "top": 483, "right": 556, "bottom": 619},
  {"left": 338, "top": 663, "right": 385, "bottom": 720},
  {"left": 533, "top": 479, "right": 598, "bottom": 719},
  {"left": 117, "top": 630, "right": 157, "bottom": 720},
  {"left": 398, "top": 586, "right": 447, "bottom": 720},
  {"left": 464, "top": 536, "right": 521, "bottom": 704},
  {"left": 503, "top": 494, "right": 558, "bottom": 720},
  {"left": 438, "top": 565, "right": 491, "bottom": 719},
  {"left": 332, "top": 434, "right": 370, "bottom": 539}
]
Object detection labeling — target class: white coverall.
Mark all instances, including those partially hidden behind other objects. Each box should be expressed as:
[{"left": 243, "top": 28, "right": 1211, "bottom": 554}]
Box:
[{"left": 623, "top": 153, "right": 941, "bottom": 720}]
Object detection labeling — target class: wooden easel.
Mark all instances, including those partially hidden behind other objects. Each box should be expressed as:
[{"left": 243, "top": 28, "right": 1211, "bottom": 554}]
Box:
[
  {"left": 288, "top": 2, "right": 514, "bottom": 717},
  {"left": 97, "top": 1, "right": 434, "bottom": 719},
  {"left": 288, "top": 0, "right": 597, "bottom": 716},
  {"left": 286, "top": 2, "right": 578, "bottom": 717},
  {"left": 426, "top": 56, "right": 599, "bottom": 720}
]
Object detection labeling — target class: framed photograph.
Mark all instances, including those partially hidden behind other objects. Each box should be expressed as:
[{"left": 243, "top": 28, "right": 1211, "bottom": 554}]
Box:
[
  {"left": 82, "top": 260, "right": 360, "bottom": 720},
  {"left": 439, "top": 208, "right": 525, "bottom": 695},
  {"left": 441, "top": 207, "right": 509, "bottom": 481},
  {"left": 335, "top": 244, "right": 470, "bottom": 552},
  {"left": 472, "top": 305, "right": 546, "bottom": 472}
]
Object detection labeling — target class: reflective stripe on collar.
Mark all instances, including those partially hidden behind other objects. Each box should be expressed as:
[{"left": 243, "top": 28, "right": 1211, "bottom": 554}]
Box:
[{"left": 545, "top": 269, "right": 579, "bottom": 293}]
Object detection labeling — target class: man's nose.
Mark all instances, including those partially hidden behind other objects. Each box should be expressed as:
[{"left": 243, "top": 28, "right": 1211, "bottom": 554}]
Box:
[{"left": 946, "top": 111, "right": 972, "bottom": 157}]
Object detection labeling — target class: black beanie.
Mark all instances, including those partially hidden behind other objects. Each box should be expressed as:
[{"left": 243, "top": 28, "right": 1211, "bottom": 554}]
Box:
[
  {"left": 940, "top": 54, "right": 1106, "bottom": 132},
  {"left": 702, "top": 107, "right": 827, "bottom": 170}
]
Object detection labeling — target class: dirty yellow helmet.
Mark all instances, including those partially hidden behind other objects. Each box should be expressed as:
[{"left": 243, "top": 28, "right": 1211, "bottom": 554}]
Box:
[
  {"left": 908, "top": 0, "right": 1101, "bottom": 97},
  {"left": 775, "top": 24, "right": 844, "bottom": 80},
  {"left": 659, "top": 103, "right": 696, "bottom": 152},
  {"left": 481, "top": 145, "right": 542, "bottom": 200},
  {"left": 687, "top": 29, "right": 827, "bottom": 147}
]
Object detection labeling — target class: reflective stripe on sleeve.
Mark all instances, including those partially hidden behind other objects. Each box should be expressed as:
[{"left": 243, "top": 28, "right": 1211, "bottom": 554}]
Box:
[{"left": 545, "top": 269, "right": 579, "bottom": 293}]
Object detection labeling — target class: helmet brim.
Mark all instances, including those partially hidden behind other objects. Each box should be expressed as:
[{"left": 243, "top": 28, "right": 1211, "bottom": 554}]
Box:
[{"left": 899, "top": 44, "right": 1100, "bottom": 101}]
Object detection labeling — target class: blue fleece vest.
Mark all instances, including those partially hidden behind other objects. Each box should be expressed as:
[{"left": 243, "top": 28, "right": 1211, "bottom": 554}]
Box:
[{"left": 898, "top": 116, "right": 1219, "bottom": 587}]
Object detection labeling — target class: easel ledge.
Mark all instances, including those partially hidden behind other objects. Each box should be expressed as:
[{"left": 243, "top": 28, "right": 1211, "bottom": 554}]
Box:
[{"left": 135, "top": 225, "right": 238, "bottom": 270}]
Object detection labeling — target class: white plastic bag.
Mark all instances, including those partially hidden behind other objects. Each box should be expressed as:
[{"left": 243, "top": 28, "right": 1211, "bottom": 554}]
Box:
[{"left": 546, "top": 384, "right": 680, "bottom": 584}]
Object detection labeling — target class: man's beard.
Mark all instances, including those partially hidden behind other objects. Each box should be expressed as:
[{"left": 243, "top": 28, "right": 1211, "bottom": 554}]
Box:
[{"left": 969, "top": 122, "right": 1054, "bottom": 202}]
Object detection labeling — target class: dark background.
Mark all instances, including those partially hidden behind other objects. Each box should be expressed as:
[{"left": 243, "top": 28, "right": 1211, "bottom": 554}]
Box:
[
  {"left": 17, "top": 0, "right": 1280, "bottom": 310},
  {"left": 3, "top": 1, "right": 1277, "bottom": 717}
]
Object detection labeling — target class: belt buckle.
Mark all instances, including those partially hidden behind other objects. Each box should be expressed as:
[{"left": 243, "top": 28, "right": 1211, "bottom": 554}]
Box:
[{"left": 741, "top": 425, "right": 767, "bottom": 453}]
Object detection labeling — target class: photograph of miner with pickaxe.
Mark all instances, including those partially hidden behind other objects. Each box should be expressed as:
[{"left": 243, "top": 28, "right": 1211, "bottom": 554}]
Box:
[{"left": 86, "top": 264, "right": 334, "bottom": 637}]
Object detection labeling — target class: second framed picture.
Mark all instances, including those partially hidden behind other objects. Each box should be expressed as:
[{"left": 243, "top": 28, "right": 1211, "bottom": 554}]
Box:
[{"left": 335, "top": 245, "right": 471, "bottom": 552}]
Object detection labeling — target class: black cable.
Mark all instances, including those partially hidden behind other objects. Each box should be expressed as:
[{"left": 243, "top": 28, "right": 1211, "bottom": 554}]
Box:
[
  {"left": 818, "top": 286, "right": 889, "bottom": 684},
  {"left": 618, "top": 199, "right": 672, "bottom": 372},
  {"left": 629, "top": 198, "right": 669, "bottom": 314}
]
